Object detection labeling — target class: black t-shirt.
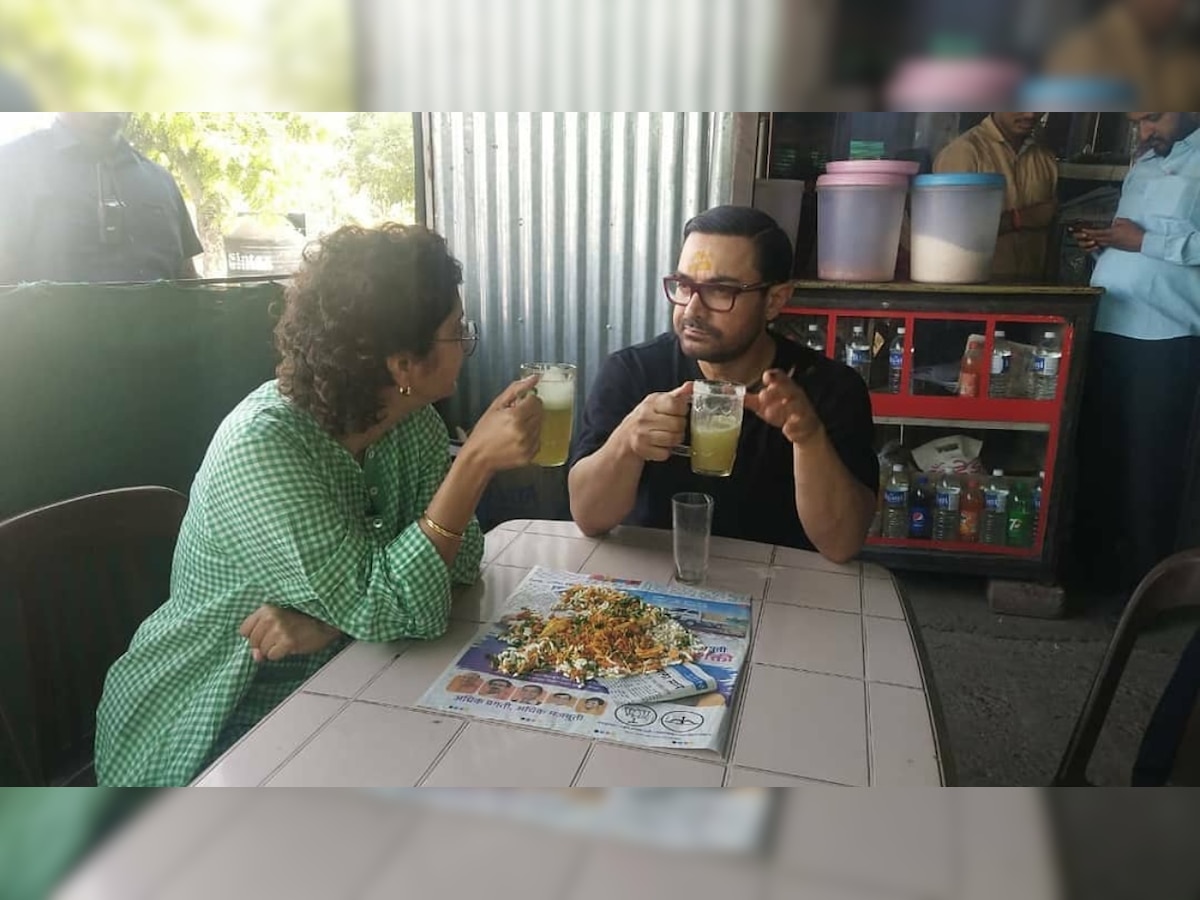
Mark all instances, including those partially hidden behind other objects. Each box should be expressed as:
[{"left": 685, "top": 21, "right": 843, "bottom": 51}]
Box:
[{"left": 570, "top": 331, "right": 880, "bottom": 551}]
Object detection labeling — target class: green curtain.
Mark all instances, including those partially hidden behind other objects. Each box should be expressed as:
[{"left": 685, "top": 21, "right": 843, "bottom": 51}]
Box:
[
  {"left": 0, "top": 281, "right": 283, "bottom": 521},
  {"left": 0, "top": 282, "right": 283, "bottom": 791}
]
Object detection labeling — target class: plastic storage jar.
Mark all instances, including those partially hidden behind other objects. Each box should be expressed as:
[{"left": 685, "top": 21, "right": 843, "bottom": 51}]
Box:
[
  {"left": 910, "top": 173, "right": 1006, "bottom": 284},
  {"left": 825, "top": 159, "right": 920, "bottom": 178},
  {"left": 815, "top": 173, "right": 909, "bottom": 282}
]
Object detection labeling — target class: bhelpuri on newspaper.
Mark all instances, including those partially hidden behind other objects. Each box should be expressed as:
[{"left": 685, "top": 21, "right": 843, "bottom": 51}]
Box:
[{"left": 491, "top": 584, "right": 707, "bottom": 685}]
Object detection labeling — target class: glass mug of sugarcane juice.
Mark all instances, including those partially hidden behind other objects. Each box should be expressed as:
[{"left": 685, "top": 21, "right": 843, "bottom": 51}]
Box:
[
  {"left": 520, "top": 363, "right": 576, "bottom": 467},
  {"left": 689, "top": 380, "right": 745, "bottom": 477}
]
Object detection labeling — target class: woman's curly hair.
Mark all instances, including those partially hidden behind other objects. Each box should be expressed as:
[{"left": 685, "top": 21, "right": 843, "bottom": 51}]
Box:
[{"left": 275, "top": 223, "right": 463, "bottom": 436}]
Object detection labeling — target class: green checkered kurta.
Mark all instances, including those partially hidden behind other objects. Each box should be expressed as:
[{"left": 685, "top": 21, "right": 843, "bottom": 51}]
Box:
[{"left": 94, "top": 381, "right": 483, "bottom": 786}]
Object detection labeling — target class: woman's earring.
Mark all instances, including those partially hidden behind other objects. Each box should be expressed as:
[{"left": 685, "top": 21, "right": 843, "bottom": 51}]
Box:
[{"left": 398, "top": 386, "right": 412, "bottom": 397}]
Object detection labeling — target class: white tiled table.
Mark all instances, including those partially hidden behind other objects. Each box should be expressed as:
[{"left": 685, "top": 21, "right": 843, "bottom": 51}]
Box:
[
  {"left": 194, "top": 521, "right": 945, "bottom": 787},
  {"left": 56, "top": 791, "right": 1061, "bottom": 900}
]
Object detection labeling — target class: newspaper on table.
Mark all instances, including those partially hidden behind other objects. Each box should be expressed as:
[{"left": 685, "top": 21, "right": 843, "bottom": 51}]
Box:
[
  {"left": 416, "top": 566, "right": 752, "bottom": 755},
  {"left": 368, "top": 788, "right": 775, "bottom": 855}
]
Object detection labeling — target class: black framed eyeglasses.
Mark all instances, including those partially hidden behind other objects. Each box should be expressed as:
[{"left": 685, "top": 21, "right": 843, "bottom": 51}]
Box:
[
  {"left": 435, "top": 319, "right": 479, "bottom": 357},
  {"left": 662, "top": 275, "right": 775, "bottom": 313}
]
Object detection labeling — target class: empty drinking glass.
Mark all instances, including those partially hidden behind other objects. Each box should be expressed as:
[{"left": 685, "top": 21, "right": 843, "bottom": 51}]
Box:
[{"left": 673, "top": 492, "right": 714, "bottom": 584}]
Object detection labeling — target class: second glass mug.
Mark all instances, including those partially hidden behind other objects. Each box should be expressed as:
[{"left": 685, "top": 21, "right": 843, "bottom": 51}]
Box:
[
  {"left": 520, "top": 363, "right": 577, "bottom": 467},
  {"left": 689, "top": 380, "right": 746, "bottom": 477}
]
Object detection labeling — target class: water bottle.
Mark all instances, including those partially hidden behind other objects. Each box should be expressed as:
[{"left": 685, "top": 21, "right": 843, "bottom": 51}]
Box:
[
  {"left": 868, "top": 489, "right": 883, "bottom": 538},
  {"left": 1032, "top": 470, "right": 1045, "bottom": 544},
  {"left": 846, "top": 325, "right": 872, "bottom": 384},
  {"left": 882, "top": 464, "right": 910, "bottom": 539},
  {"left": 888, "top": 327, "right": 906, "bottom": 394},
  {"left": 933, "top": 474, "right": 962, "bottom": 543},
  {"left": 908, "top": 475, "right": 933, "bottom": 539},
  {"left": 981, "top": 469, "right": 1010, "bottom": 546},
  {"left": 989, "top": 330, "right": 1012, "bottom": 399},
  {"left": 1030, "top": 330, "right": 1063, "bottom": 400},
  {"left": 804, "top": 322, "right": 826, "bottom": 356},
  {"left": 1006, "top": 482, "right": 1033, "bottom": 548}
]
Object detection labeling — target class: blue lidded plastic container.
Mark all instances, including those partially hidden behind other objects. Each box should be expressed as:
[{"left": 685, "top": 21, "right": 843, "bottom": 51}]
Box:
[{"left": 910, "top": 173, "right": 1007, "bottom": 283}]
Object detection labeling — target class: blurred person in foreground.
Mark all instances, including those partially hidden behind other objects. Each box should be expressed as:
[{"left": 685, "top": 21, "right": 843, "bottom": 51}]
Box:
[
  {"left": 1070, "top": 112, "right": 1200, "bottom": 593},
  {"left": 95, "top": 224, "right": 543, "bottom": 786},
  {"left": 1045, "top": 0, "right": 1200, "bottom": 108},
  {"left": 569, "top": 206, "right": 878, "bottom": 563},
  {"left": 0, "top": 112, "right": 202, "bottom": 284},
  {"left": 934, "top": 113, "right": 1058, "bottom": 281}
]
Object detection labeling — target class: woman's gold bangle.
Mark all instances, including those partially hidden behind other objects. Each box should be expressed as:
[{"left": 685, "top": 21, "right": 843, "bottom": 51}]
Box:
[{"left": 422, "top": 514, "right": 464, "bottom": 541}]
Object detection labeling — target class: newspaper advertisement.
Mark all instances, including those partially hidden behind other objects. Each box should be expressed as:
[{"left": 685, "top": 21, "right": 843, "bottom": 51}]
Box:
[{"left": 416, "top": 567, "right": 752, "bottom": 755}]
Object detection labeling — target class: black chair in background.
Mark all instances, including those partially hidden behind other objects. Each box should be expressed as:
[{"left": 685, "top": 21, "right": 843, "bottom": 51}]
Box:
[
  {"left": 1054, "top": 548, "right": 1200, "bottom": 786},
  {"left": 0, "top": 487, "right": 187, "bottom": 785}
]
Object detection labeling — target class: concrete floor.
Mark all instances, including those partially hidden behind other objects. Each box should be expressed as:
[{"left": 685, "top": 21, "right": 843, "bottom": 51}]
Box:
[{"left": 895, "top": 570, "right": 1196, "bottom": 786}]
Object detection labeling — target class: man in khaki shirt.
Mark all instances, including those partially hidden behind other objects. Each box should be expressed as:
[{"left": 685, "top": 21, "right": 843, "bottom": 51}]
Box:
[
  {"left": 1046, "top": 0, "right": 1200, "bottom": 110},
  {"left": 934, "top": 113, "right": 1059, "bottom": 282}
]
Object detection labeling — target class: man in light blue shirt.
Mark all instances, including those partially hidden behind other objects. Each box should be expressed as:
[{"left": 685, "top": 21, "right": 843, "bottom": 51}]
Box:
[{"left": 1071, "top": 112, "right": 1200, "bottom": 592}]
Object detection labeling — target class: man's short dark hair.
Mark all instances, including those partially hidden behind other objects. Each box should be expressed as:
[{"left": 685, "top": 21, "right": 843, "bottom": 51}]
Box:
[{"left": 682, "top": 205, "right": 794, "bottom": 284}]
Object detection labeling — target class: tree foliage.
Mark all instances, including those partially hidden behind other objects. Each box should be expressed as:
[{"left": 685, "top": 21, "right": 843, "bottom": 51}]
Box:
[
  {"left": 126, "top": 113, "right": 324, "bottom": 270},
  {"left": 0, "top": 0, "right": 351, "bottom": 109},
  {"left": 118, "top": 113, "right": 417, "bottom": 273},
  {"left": 339, "top": 113, "right": 417, "bottom": 218}
]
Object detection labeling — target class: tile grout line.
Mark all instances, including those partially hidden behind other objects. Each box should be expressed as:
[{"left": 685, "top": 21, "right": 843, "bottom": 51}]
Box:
[
  {"left": 256, "top": 696, "right": 355, "bottom": 786},
  {"left": 728, "top": 762, "right": 857, "bottom": 787},
  {"left": 894, "top": 574, "right": 949, "bottom": 779},
  {"left": 861, "top": 571, "right": 875, "bottom": 787},
  {"left": 569, "top": 741, "right": 598, "bottom": 786},
  {"left": 352, "top": 648, "right": 409, "bottom": 700},
  {"left": 413, "top": 719, "right": 469, "bottom": 786},
  {"left": 753, "top": 659, "right": 921, "bottom": 690},
  {"left": 723, "top": 555, "right": 776, "bottom": 779},
  {"left": 722, "top": 643, "right": 765, "bottom": 775}
]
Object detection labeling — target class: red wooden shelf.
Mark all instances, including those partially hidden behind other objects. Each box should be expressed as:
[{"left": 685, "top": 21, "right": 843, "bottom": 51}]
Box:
[
  {"left": 867, "top": 536, "right": 1042, "bottom": 557},
  {"left": 866, "top": 393, "right": 1060, "bottom": 425},
  {"left": 775, "top": 298, "right": 1088, "bottom": 575}
]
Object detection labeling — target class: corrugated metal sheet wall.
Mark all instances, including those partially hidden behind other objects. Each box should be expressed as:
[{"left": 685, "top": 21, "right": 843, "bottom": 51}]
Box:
[{"left": 429, "top": 112, "right": 734, "bottom": 431}]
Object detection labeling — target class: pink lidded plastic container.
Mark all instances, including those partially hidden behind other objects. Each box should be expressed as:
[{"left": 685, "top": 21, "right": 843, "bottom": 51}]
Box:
[
  {"left": 825, "top": 160, "right": 920, "bottom": 177},
  {"left": 815, "top": 172, "right": 909, "bottom": 282}
]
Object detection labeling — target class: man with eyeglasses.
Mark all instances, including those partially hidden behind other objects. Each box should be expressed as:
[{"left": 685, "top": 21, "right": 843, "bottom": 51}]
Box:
[{"left": 568, "top": 206, "right": 878, "bottom": 563}]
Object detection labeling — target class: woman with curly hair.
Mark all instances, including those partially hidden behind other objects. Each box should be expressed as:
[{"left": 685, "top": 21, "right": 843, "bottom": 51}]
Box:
[{"left": 95, "top": 223, "right": 543, "bottom": 786}]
